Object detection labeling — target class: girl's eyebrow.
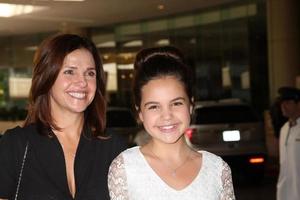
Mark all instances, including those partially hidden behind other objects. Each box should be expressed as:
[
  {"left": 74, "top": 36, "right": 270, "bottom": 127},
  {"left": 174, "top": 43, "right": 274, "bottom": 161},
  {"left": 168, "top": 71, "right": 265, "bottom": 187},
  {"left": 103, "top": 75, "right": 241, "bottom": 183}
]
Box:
[
  {"left": 143, "top": 97, "right": 186, "bottom": 108},
  {"left": 143, "top": 101, "right": 159, "bottom": 108}
]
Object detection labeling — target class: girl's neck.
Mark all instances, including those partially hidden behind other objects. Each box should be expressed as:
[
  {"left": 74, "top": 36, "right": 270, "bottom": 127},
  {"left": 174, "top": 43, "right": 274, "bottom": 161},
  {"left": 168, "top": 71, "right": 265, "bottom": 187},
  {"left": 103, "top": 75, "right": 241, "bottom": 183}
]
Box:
[{"left": 146, "top": 138, "right": 191, "bottom": 159}]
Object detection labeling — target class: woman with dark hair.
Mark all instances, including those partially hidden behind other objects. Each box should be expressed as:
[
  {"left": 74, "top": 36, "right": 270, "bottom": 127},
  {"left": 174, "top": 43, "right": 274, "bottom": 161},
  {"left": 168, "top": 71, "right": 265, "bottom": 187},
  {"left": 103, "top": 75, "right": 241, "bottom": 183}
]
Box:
[
  {"left": 108, "top": 46, "right": 235, "bottom": 199},
  {"left": 0, "top": 34, "right": 127, "bottom": 200}
]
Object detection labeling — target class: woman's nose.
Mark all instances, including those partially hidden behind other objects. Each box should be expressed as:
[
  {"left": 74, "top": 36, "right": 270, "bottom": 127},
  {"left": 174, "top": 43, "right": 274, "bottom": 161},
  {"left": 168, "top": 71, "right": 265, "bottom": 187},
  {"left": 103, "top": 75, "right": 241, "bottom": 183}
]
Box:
[{"left": 74, "top": 74, "right": 88, "bottom": 87}]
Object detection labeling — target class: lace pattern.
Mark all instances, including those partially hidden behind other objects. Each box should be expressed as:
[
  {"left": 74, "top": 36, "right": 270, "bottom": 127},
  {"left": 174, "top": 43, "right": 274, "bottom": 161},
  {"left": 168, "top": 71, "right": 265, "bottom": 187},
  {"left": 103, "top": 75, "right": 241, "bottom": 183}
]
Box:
[
  {"left": 107, "top": 154, "right": 129, "bottom": 200},
  {"left": 108, "top": 147, "right": 236, "bottom": 200},
  {"left": 220, "top": 160, "right": 235, "bottom": 200}
]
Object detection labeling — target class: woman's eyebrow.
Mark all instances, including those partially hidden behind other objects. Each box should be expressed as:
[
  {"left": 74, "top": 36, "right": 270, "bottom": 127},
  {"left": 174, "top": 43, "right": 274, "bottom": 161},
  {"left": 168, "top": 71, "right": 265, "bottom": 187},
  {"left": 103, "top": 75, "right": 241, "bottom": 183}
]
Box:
[
  {"left": 63, "top": 66, "right": 77, "bottom": 69},
  {"left": 170, "top": 97, "right": 186, "bottom": 102}
]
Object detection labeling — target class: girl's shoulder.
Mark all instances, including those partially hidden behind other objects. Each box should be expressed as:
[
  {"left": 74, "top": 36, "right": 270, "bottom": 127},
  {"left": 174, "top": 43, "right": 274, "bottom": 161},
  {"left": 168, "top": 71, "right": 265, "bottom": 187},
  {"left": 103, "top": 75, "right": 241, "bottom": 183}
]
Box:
[
  {"left": 198, "top": 150, "right": 225, "bottom": 169},
  {"left": 116, "top": 146, "right": 140, "bottom": 159},
  {"left": 113, "top": 146, "right": 141, "bottom": 163},
  {"left": 199, "top": 150, "right": 221, "bottom": 159}
]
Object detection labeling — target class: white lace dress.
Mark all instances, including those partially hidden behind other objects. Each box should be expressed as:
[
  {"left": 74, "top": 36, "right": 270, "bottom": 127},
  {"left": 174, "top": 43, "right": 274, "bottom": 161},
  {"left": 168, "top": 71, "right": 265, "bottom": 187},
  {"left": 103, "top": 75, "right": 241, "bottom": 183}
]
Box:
[{"left": 108, "top": 146, "right": 235, "bottom": 200}]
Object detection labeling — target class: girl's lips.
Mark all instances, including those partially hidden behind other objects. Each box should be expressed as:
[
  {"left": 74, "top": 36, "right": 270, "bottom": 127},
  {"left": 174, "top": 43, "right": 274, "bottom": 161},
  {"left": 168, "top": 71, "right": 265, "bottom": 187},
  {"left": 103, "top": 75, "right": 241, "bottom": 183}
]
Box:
[{"left": 157, "top": 124, "right": 179, "bottom": 132}]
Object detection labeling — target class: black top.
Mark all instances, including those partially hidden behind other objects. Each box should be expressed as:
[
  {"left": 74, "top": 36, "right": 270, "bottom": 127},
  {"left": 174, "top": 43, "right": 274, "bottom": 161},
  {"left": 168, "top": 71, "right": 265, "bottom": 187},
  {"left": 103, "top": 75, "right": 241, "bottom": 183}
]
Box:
[{"left": 0, "top": 124, "right": 127, "bottom": 200}]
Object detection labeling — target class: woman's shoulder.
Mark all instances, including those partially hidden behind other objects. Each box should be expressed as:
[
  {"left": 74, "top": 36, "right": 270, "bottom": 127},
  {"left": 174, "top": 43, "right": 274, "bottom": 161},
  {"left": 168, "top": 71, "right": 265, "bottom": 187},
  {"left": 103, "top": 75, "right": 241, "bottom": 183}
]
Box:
[
  {"left": 96, "top": 133, "right": 128, "bottom": 148},
  {"left": 95, "top": 134, "right": 129, "bottom": 162},
  {"left": 1, "top": 125, "right": 26, "bottom": 141},
  {"left": 0, "top": 125, "right": 36, "bottom": 160},
  {"left": 0, "top": 124, "right": 39, "bottom": 147}
]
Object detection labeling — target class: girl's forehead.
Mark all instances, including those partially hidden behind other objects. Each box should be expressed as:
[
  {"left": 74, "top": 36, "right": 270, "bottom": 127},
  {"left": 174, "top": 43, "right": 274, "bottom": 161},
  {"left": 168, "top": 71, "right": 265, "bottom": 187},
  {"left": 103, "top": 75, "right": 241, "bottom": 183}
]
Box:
[
  {"left": 148, "top": 75, "right": 180, "bottom": 84},
  {"left": 141, "top": 77, "right": 187, "bottom": 98},
  {"left": 143, "top": 76, "right": 181, "bottom": 88}
]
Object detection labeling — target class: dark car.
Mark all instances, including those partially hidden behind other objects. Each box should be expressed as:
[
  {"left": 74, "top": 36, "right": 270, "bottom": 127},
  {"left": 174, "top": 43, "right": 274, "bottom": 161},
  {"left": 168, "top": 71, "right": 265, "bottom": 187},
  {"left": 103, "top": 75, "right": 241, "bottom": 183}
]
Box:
[
  {"left": 105, "top": 107, "right": 140, "bottom": 147},
  {"left": 186, "top": 99, "right": 267, "bottom": 182}
]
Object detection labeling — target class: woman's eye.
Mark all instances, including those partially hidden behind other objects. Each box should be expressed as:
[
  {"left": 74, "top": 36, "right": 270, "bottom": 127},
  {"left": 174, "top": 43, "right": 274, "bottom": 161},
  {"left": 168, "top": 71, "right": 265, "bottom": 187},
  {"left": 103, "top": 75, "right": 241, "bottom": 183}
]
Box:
[
  {"left": 173, "top": 101, "right": 183, "bottom": 106},
  {"left": 86, "top": 70, "right": 96, "bottom": 77},
  {"left": 63, "top": 69, "right": 74, "bottom": 75}
]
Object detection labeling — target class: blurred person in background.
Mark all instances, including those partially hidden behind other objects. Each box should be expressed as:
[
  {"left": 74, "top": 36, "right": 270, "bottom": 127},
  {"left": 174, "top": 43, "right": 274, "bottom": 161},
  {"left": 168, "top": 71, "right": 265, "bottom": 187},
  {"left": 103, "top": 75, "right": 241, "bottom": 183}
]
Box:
[
  {"left": 108, "top": 46, "right": 235, "bottom": 199},
  {"left": 270, "top": 97, "right": 288, "bottom": 138},
  {"left": 276, "top": 86, "right": 300, "bottom": 200},
  {"left": 0, "top": 34, "right": 127, "bottom": 200}
]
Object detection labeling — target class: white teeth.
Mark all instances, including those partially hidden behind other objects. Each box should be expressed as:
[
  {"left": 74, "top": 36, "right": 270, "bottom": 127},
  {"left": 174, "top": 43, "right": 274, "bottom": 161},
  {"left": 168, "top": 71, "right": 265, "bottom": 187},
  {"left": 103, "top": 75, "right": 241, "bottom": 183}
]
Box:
[
  {"left": 69, "top": 92, "right": 86, "bottom": 99},
  {"left": 160, "top": 125, "right": 174, "bottom": 130}
]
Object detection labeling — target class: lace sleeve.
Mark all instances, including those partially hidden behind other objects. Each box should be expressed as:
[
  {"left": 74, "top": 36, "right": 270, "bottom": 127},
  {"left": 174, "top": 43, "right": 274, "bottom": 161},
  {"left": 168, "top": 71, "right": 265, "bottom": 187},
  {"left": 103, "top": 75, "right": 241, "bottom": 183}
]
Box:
[
  {"left": 107, "top": 154, "right": 129, "bottom": 200},
  {"left": 220, "top": 160, "right": 235, "bottom": 200}
]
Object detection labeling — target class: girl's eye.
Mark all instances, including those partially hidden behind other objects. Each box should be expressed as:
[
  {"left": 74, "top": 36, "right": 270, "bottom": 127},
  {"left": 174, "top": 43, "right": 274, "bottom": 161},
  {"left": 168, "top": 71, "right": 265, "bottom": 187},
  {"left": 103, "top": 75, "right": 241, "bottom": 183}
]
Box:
[{"left": 148, "top": 105, "right": 159, "bottom": 110}]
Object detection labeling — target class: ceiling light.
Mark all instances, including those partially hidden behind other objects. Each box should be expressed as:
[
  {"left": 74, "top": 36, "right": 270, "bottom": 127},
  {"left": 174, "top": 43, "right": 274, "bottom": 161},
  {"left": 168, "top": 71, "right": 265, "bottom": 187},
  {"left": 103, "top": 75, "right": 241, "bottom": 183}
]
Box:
[
  {"left": 0, "top": 3, "right": 47, "bottom": 17},
  {"left": 53, "top": 0, "right": 85, "bottom": 2},
  {"left": 25, "top": 46, "right": 38, "bottom": 51},
  {"left": 96, "top": 41, "right": 116, "bottom": 48},
  {"left": 156, "top": 39, "right": 170, "bottom": 46},
  {"left": 117, "top": 64, "right": 134, "bottom": 70},
  {"left": 103, "top": 54, "right": 110, "bottom": 60},
  {"left": 123, "top": 40, "right": 143, "bottom": 47},
  {"left": 157, "top": 4, "right": 165, "bottom": 10},
  {"left": 190, "top": 38, "right": 196, "bottom": 44}
]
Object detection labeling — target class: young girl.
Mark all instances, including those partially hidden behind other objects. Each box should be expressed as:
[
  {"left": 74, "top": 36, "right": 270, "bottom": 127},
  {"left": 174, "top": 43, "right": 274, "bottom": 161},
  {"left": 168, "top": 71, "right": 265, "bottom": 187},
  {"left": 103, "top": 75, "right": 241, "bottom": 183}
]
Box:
[{"left": 108, "top": 46, "right": 235, "bottom": 200}]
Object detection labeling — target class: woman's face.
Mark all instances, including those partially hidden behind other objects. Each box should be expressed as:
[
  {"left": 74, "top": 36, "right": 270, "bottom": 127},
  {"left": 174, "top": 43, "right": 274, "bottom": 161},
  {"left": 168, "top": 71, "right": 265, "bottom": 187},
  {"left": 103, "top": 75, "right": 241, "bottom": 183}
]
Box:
[
  {"left": 138, "top": 76, "right": 192, "bottom": 144},
  {"left": 50, "top": 48, "right": 97, "bottom": 116}
]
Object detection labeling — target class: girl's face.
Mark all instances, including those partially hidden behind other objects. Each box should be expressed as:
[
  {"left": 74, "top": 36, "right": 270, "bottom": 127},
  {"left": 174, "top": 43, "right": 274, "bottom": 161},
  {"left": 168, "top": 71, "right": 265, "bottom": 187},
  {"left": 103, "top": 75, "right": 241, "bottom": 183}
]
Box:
[
  {"left": 138, "top": 76, "right": 192, "bottom": 144},
  {"left": 50, "top": 48, "right": 97, "bottom": 116}
]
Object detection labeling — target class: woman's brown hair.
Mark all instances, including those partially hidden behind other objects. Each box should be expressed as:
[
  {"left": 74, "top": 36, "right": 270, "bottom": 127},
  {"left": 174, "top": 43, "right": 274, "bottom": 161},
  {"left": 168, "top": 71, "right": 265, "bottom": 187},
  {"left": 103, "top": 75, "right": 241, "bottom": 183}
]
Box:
[{"left": 24, "top": 33, "right": 107, "bottom": 137}]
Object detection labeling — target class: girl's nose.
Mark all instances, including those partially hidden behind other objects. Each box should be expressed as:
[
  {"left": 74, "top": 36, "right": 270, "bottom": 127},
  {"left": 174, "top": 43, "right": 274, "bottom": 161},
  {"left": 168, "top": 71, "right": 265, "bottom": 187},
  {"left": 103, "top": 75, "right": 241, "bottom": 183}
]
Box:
[{"left": 161, "top": 107, "right": 173, "bottom": 121}]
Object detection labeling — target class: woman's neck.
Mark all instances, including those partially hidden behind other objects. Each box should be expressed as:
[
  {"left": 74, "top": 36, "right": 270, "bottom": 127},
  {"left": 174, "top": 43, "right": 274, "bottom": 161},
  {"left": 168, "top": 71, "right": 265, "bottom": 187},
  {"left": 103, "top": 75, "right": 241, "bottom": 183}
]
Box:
[{"left": 52, "top": 112, "right": 84, "bottom": 138}]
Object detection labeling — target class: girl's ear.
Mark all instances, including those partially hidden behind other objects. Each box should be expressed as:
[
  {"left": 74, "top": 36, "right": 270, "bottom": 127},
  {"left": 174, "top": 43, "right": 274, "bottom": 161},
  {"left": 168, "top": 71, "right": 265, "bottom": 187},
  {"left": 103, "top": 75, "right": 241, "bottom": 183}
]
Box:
[
  {"left": 138, "top": 111, "right": 144, "bottom": 122},
  {"left": 190, "top": 105, "right": 193, "bottom": 115},
  {"left": 190, "top": 97, "right": 194, "bottom": 115},
  {"left": 135, "top": 105, "right": 144, "bottom": 122}
]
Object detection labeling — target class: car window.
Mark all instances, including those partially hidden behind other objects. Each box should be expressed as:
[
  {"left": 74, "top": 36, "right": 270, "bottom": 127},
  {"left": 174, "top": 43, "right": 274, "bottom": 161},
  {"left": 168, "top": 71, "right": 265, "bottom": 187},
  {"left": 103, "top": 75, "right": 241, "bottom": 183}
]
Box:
[
  {"left": 106, "top": 110, "right": 137, "bottom": 128},
  {"left": 193, "top": 105, "right": 260, "bottom": 124}
]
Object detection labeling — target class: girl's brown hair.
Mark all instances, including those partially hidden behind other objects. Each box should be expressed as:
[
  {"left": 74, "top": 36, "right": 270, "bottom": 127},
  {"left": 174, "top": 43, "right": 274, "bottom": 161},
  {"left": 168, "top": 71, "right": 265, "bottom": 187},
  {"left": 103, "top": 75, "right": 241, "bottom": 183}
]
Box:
[{"left": 133, "top": 46, "right": 194, "bottom": 111}]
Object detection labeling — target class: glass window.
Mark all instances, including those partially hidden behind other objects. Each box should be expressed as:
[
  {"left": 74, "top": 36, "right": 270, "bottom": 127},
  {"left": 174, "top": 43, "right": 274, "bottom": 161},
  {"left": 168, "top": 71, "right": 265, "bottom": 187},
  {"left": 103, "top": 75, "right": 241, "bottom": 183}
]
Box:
[{"left": 193, "top": 104, "right": 260, "bottom": 124}]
